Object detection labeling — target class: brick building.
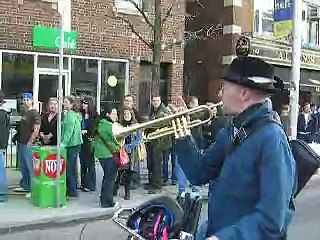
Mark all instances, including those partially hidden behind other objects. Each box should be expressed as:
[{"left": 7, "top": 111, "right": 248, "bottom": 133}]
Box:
[
  {"left": 0, "top": 0, "right": 184, "bottom": 114},
  {"left": 185, "top": 0, "right": 320, "bottom": 111}
]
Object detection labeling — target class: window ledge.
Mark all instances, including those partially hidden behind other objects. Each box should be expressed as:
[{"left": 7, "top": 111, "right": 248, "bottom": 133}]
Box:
[
  {"left": 115, "top": 6, "right": 140, "bottom": 15},
  {"left": 115, "top": 1, "right": 142, "bottom": 16}
]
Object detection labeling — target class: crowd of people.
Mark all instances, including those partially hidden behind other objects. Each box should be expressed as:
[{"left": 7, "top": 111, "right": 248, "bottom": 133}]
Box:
[
  {"left": 0, "top": 90, "right": 228, "bottom": 207},
  {"left": 0, "top": 55, "right": 306, "bottom": 239},
  {"left": 295, "top": 102, "right": 320, "bottom": 143}
]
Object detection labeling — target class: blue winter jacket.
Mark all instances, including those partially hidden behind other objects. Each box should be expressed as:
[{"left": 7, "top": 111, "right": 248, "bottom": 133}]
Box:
[{"left": 175, "top": 102, "right": 297, "bottom": 240}]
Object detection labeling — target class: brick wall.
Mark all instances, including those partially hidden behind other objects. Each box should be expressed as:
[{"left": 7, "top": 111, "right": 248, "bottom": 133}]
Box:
[
  {"left": 0, "top": 0, "right": 184, "bottom": 102},
  {"left": 185, "top": 0, "right": 227, "bottom": 102},
  {"left": 185, "top": 0, "right": 254, "bottom": 102},
  {"left": 0, "top": 0, "right": 60, "bottom": 50}
]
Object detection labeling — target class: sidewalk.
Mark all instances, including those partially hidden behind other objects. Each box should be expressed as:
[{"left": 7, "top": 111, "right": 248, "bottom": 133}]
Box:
[
  {"left": 0, "top": 167, "right": 181, "bottom": 234},
  {"left": 0, "top": 185, "right": 178, "bottom": 234}
]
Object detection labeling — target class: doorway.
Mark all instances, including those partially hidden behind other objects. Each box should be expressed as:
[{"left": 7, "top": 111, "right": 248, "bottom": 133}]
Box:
[{"left": 34, "top": 69, "right": 69, "bottom": 114}]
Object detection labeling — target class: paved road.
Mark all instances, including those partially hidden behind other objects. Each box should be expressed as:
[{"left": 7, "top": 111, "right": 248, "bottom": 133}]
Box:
[
  {"left": 0, "top": 220, "right": 124, "bottom": 240},
  {"left": 287, "top": 175, "right": 320, "bottom": 240},
  {"left": 1, "top": 177, "right": 320, "bottom": 240}
]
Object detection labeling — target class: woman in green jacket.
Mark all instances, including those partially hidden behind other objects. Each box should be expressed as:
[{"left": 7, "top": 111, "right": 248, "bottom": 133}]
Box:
[
  {"left": 62, "top": 96, "right": 83, "bottom": 197},
  {"left": 93, "top": 104, "right": 119, "bottom": 208}
]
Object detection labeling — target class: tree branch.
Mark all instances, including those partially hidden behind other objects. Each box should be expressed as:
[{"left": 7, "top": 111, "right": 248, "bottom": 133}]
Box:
[
  {"left": 127, "top": 0, "right": 154, "bottom": 29},
  {"left": 106, "top": 14, "right": 153, "bottom": 50},
  {"left": 194, "top": 0, "right": 204, "bottom": 8},
  {"left": 162, "top": 0, "right": 178, "bottom": 27}
]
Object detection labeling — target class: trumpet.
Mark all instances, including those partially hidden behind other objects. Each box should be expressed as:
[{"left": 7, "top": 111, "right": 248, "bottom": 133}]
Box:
[{"left": 113, "top": 101, "right": 223, "bottom": 141}]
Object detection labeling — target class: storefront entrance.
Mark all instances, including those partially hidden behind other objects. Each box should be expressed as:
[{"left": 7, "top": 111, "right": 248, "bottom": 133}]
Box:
[{"left": 35, "top": 68, "right": 69, "bottom": 114}]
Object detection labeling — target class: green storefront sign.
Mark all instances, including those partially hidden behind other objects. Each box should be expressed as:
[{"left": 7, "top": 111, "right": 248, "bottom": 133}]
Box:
[{"left": 33, "top": 26, "right": 77, "bottom": 50}]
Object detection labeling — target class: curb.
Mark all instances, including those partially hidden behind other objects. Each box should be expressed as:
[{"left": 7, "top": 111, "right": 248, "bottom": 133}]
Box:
[{"left": 0, "top": 207, "right": 119, "bottom": 235}]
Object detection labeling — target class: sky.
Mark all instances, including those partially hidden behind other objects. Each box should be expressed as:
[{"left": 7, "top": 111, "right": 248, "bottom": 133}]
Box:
[{"left": 254, "top": 0, "right": 274, "bottom": 11}]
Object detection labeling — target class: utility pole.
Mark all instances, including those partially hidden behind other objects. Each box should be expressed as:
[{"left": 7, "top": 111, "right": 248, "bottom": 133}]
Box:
[
  {"left": 288, "top": 0, "right": 303, "bottom": 140},
  {"left": 56, "top": 1, "right": 65, "bottom": 208}
]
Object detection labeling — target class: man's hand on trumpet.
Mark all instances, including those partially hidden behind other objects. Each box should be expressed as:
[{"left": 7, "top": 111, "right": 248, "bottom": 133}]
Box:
[
  {"left": 169, "top": 96, "right": 192, "bottom": 139},
  {"left": 171, "top": 116, "right": 191, "bottom": 139}
]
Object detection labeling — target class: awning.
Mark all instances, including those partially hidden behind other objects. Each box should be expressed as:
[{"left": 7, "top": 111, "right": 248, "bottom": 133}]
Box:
[{"left": 274, "top": 66, "right": 320, "bottom": 89}]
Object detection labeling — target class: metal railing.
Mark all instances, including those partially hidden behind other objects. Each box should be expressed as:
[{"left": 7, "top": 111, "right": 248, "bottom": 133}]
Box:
[{"left": 5, "top": 127, "right": 19, "bottom": 169}]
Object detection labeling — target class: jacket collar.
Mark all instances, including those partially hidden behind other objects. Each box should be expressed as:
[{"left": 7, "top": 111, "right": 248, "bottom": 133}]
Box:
[{"left": 232, "top": 100, "right": 273, "bottom": 129}]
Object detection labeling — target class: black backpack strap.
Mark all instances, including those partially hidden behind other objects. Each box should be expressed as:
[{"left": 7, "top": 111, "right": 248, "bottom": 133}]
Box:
[{"left": 226, "top": 118, "right": 281, "bottom": 156}]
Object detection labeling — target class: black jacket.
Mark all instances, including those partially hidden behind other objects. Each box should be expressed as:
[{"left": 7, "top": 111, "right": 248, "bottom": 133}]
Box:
[
  {"left": 0, "top": 109, "right": 10, "bottom": 150},
  {"left": 40, "top": 113, "right": 58, "bottom": 145}
]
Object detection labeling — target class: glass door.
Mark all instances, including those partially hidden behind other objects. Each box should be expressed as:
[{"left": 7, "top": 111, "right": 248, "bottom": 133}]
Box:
[{"left": 36, "top": 72, "right": 68, "bottom": 114}]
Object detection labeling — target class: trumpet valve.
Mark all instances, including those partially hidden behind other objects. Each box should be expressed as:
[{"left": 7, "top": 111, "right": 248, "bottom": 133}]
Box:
[{"left": 181, "top": 116, "right": 191, "bottom": 136}]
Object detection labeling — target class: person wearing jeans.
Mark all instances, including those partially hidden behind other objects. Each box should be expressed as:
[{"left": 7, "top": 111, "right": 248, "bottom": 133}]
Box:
[
  {"left": 62, "top": 96, "right": 83, "bottom": 198},
  {"left": 99, "top": 157, "right": 117, "bottom": 206},
  {"left": 171, "top": 147, "right": 188, "bottom": 195},
  {"left": 66, "top": 145, "right": 81, "bottom": 196},
  {"left": 18, "top": 144, "right": 33, "bottom": 191},
  {"left": 0, "top": 151, "right": 7, "bottom": 202},
  {"left": 93, "top": 105, "right": 119, "bottom": 208},
  {"left": 14, "top": 92, "right": 40, "bottom": 197},
  {"left": 145, "top": 142, "right": 154, "bottom": 188},
  {"left": 162, "top": 149, "right": 174, "bottom": 185}
]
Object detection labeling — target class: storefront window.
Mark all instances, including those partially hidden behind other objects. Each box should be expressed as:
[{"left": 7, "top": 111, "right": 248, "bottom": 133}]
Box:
[
  {"left": 1, "top": 53, "right": 34, "bottom": 100},
  {"left": 101, "top": 61, "right": 126, "bottom": 109},
  {"left": 38, "top": 55, "right": 68, "bottom": 69},
  {"left": 1, "top": 53, "right": 34, "bottom": 115},
  {"left": 71, "top": 58, "right": 98, "bottom": 103}
]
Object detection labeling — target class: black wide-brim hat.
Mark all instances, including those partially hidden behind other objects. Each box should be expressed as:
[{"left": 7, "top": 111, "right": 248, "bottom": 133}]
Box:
[{"left": 222, "top": 57, "right": 284, "bottom": 93}]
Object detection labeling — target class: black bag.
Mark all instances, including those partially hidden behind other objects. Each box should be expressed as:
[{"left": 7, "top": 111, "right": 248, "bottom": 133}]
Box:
[
  {"left": 231, "top": 118, "right": 320, "bottom": 197},
  {"left": 176, "top": 193, "right": 203, "bottom": 236},
  {"left": 289, "top": 139, "right": 320, "bottom": 196}
]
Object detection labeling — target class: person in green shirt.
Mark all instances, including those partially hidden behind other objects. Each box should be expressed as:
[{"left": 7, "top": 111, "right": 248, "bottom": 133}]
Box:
[
  {"left": 62, "top": 96, "right": 83, "bottom": 197},
  {"left": 93, "top": 104, "right": 120, "bottom": 208}
]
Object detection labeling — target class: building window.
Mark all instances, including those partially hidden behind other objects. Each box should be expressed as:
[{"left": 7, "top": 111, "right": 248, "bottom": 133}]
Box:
[
  {"left": 101, "top": 61, "right": 126, "bottom": 109},
  {"left": 38, "top": 55, "right": 68, "bottom": 69},
  {"left": 71, "top": 58, "right": 98, "bottom": 104},
  {"left": 1, "top": 53, "right": 34, "bottom": 99},
  {"left": 1, "top": 53, "right": 34, "bottom": 115},
  {"left": 307, "top": 5, "right": 320, "bottom": 46},
  {"left": 254, "top": 9, "right": 274, "bottom": 37},
  {"left": 253, "top": 0, "right": 274, "bottom": 37},
  {"left": 115, "top": 0, "right": 143, "bottom": 14},
  {"left": 138, "top": 62, "right": 170, "bottom": 115}
]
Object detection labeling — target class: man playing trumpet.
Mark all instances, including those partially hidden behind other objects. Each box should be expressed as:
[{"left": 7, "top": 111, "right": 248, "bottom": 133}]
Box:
[{"left": 172, "top": 56, "right": 296, "bottom": 240}]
